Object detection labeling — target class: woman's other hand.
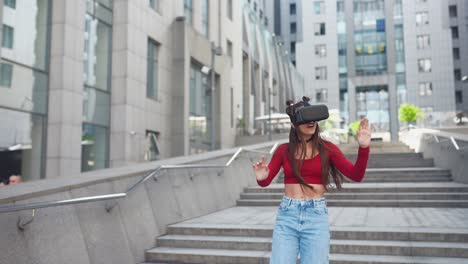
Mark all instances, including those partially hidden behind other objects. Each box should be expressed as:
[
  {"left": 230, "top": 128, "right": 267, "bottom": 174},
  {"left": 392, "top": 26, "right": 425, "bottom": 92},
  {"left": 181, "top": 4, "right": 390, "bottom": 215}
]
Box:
[
  {"left": 357, "top": 118, "right": 371, "bottom": 148},
  {"left": 253, "top": 155, "right": 269, "bottom": 181}
]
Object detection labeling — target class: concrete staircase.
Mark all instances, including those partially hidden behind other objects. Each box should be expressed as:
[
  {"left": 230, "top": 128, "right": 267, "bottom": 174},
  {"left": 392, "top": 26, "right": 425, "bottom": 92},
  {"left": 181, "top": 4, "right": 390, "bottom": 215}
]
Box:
[
  {"left": 145, "top": 224, "right": 468, "bottom": 263},
  {"left": 143, "top": 143, "right": 468, "bottom": 264}
]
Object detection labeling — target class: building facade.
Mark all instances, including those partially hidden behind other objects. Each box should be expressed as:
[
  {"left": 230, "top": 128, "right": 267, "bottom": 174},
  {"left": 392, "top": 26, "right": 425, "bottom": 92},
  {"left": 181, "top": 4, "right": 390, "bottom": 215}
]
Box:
[
  {"left": 241, "top": 0, "right": 304, "bottom": 135},
  {"left": 445, "top": 0, "right": 468, "bottom": 114},
  {"left": 264, "top": 0, "right": 304, "bottom": 67},
  {"left": 0, "top": 0, "right": 299, "bottom": 182},
  {"left": 296, "top": 0, "right": 463, "bottom": 140}
]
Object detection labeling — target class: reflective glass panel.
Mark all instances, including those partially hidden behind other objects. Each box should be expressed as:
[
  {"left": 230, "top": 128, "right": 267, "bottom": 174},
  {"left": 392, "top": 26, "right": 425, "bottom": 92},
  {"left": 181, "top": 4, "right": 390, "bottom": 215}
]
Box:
[
  {"left": 83, "top": 87, "right": 110, "bottom": 126},
  {"left": 84, "top": 14, "right": 111, "bottom": 91},
  {"left": 0, "top": 63, "right": 48, "bottom": 114},
  {"left": 0, "top": 108, "right": 44, "bottom": 182},
  {"left": 81, "top": 124, "right": 109, "bottom": 172},
  {"left": 1, "top": 0, "right": 49, "bottom": 70}
]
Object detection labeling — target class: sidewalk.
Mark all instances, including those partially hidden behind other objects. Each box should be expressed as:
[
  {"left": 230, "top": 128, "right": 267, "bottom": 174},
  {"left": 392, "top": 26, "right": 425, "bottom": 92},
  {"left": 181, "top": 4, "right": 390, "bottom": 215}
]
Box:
[{"left": 171, "top": 205, "right": 468, "bottom": 231}]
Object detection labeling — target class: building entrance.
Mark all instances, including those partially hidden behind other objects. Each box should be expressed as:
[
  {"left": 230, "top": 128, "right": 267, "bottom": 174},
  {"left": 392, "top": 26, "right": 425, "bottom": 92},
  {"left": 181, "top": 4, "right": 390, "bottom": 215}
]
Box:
[{"left": 356, "top": 85, "right": 389, "bottom": 132}]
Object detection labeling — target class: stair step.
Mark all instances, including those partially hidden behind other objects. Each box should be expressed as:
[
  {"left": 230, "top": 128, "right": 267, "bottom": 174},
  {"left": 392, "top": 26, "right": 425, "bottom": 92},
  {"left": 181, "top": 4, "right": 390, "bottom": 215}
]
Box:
[
  {"left": 365, "top": 167, "right": 449, "bottom": 173},
  {"left": 240, "top": 192, "right": 468, "bottom": 200},
  {"left": 157, "top": 235, "right": 271, "bottom": 251},
  {"left": 167, "top": 224, "right": 468, "bottom": 243},
  {"left": 145, "top": 247, "right": 468, "bottom": 264},
  {"left": 145, "top": 247, "right": 268, "bottom": 264},
  {"left": 344, "top": 153, "right": 434, "bottom": 168},
  {"left": 244, "top": 182, "right": 468, "bottom": 193},
  {"left": 157, "top": 235, "right": 468, "bottom": 257},
  {"left": 277, "top": 177, "right": 452, "bottom": 183},
  {"left": 330, "top": 254, "right": 468, "bottom": 264},
  {"left": 236, "top": 199, "right": 468, "bottom": 207},
  {"left": 331, "top": 239, "right": 468, "bottom": 258}
]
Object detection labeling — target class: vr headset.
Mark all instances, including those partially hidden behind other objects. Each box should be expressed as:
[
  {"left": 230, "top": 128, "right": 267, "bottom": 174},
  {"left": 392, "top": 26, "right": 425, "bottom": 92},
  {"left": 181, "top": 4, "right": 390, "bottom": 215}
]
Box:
[{"left": 291, "top": 104, "right": 329, "bottom": 125}]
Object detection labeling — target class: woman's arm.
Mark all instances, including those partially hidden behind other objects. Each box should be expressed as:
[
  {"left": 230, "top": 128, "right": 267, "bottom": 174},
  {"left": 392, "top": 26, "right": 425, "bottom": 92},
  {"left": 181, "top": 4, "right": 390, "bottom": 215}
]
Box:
[
  {"left": 254, "top": 145, "right": 284, "bottom": 187},
  {"left": 328, "top": 143, "right": 369, "bottom": 182},
  {"left": 328, "top": 118, "right": 371, "bottom": 182}
]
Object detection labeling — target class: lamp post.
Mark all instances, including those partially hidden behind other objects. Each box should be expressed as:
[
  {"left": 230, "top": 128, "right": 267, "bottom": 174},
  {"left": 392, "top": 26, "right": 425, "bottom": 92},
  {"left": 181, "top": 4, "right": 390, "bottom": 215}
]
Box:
[{"left": 210, "top": 42, "right": 222, "bottom": 151}]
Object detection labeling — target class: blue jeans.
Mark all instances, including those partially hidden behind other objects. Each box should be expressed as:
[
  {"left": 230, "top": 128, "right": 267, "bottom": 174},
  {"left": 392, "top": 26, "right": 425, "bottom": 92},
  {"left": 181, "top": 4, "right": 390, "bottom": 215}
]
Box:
[{"left": 270, "top": 196, "right": 330, "bottom": 264}]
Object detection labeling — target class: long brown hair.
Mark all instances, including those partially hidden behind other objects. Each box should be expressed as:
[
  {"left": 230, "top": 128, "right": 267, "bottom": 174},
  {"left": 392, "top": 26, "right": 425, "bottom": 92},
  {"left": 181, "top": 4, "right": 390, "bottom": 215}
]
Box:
[{"left": 285, "top": 98, "right": 346, "bottom": 192}]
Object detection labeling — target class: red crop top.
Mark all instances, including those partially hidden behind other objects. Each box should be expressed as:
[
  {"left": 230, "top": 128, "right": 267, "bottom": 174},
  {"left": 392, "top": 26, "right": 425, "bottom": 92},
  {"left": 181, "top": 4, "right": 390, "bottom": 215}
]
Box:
[{"left": 257, "top": 142, "right": 370, "bottom": 187}]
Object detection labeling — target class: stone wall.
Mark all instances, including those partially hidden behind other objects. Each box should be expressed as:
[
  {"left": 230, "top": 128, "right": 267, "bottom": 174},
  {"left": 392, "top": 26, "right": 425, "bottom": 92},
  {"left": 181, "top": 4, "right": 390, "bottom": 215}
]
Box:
[{"left": 0, "top": 141, "right": 276, "bottom": 264}]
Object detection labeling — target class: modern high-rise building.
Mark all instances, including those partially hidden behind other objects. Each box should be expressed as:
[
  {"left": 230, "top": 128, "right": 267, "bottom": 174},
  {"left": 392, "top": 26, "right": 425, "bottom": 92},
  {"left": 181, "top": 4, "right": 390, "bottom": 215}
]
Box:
[
  {"left": 264, "top": 0, "right": 304, "bottom": 67},
  {"left": 446, "top": 0, "right": 468, "bottom": 114},
  {"left": 0, "top": 0, "right": 300, "bottom": 182},
  {"left": 296, "top": 0, "right": 465, "bottom": 140},
  {"left": 242, "top": 0, "right": 305, "bottom": 134}
]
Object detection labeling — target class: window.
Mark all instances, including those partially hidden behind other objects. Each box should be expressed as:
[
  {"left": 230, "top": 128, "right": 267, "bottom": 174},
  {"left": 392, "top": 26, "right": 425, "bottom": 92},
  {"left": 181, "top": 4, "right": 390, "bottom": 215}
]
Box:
[
  {"left": 290, "top": 23, "right": 297, "bottom": 34},
  {"left": 416, "top": 12, "right": 429, "bottom": 26},
  {"left": 314, "top": 1, "right": 325, "bottom": 15},
  {"left": 449, "top": 5, "right": 457, "bottom": 17},
  {"left": 456, "top": 91, "right": 463, "bottom": 104},
  {"left": 147, "top": 38, "right": 159, "bottom": 99},
  {"left": 291, "top": 42, "right": 296, "bottom": 54},
  {"left": 81, "top": 124, "right": 109, "bottom": 172},
  {"left": 0, "top": 63, "right": 13, "bottom": 88},
  {"left": 227, "top": 0, "right": 233, "bottom": 20},
  {"left": 254, "top": 2, "right": 257, "bottom": 11},
  {"left": 454, "top": 69, "right": 461, "bottom": 81},
  {"left": 316, "top": 89, "right": 328, "bottom": 102},
  {"left": 451, "top": 26, "right": 459, "bottom": 39},
  {"left": 227, "top": 40, "right": 233, "bottom": 66},
  {"left": 314, "top": 23, "right": 326, "bottom": 35},
  {"left": 184, "top": 0, "right": 193, "bottom": 25},
  {"left": 418, "top": 59, "right": 431, "bottom": 72},
  {"left": 453, "top": 48, "right": 460, "bottom": 60},
  {"left": 202, "top": 0, "right": 209, "bottom": 37},
  {"left": 315, "top": 44, "right": 327, "bottom": 57},
  {"left": 84, "top": 14, "right": 112, "bottom": 91},
  {"left": 290, "top": 3, "right": 296, "bottom": 15},
  {"left": 4, "top": 0, "right": 15, "bottom": 8},
  {"left": 145, "top": 131, "right": 160, "bottom": 161},
  {"left": 315, "top": 67, "right": 327, "bottom": 80},
  {"left": 337, "top": 1, "right": 344, "bottom": 13},
  {"left": 416, "top": 35, "right": 430, "bottom": 49},
  {"left": 149, "top": 0, "right": 159, "bottom": 12},
  {"left": 419, "top": 82, "right": 432, "bottom": 96},
  {"left": 2, "top": 25, "right": 14, "bottom": 49}
]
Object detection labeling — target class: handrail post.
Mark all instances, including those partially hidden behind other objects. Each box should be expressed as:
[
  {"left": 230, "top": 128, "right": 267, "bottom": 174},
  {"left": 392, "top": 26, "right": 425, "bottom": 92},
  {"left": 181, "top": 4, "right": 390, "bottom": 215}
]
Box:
[
  {"left": 17, "top": 209, "right": 36, "bottom": 231},
  {"left": 106, "top": 167, "right": 162, "bottom": 213},
  {"left": 269, "top": 143, "right": 279, "bottom": 154},
  {"left": 226, "top": 148, "right": 242, "bottom": 166},
  {"left": 450, "top": 137, "right": 460, "bottom": 150}
]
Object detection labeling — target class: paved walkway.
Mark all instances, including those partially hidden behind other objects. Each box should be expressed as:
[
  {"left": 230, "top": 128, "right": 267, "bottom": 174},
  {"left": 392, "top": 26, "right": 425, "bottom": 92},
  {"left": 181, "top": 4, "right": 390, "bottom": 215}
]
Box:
[{"left": 175, "top": 206, "right": 468, "bottom": 231}]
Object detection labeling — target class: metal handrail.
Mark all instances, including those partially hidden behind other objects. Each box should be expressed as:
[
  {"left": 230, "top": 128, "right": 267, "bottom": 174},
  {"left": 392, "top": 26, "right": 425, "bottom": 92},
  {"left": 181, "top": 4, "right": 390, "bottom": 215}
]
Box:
[
  {"left": 0, "top": 144, "right": 279, "bottom": 220},
  {"left": 429, "top": 133, "right": 468, "bottom": 151}
]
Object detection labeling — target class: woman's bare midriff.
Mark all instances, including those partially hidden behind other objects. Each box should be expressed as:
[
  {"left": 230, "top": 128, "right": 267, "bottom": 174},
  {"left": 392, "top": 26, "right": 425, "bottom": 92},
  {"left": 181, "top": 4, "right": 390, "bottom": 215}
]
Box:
[{"left": 284, "top": 183, "right": 326, "bottom": 199}]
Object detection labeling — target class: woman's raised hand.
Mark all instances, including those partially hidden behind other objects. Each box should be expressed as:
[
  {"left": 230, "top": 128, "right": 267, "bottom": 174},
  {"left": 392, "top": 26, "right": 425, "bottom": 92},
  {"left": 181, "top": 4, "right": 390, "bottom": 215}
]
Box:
[
  {"left": 357, "top": 117, "right": 371, "bottom": 148},
  {"left": 252, "top": 155, "right": 269, "bottom": 181}
]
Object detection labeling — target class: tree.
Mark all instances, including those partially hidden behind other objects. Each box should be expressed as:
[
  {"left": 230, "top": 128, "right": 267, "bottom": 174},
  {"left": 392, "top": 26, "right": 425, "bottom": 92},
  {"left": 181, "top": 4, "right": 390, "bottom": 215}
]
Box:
[
  {"left": 348, "top": 120, "right": 361, "bottom": 137},
  {"left": 399, "top": 104, "right": 424, "bottom": 127}
]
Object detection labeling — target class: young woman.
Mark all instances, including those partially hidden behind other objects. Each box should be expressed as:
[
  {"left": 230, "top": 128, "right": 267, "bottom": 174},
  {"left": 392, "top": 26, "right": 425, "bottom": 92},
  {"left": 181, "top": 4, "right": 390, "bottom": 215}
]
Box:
[{"left": 253, "top": 97, "right": 371, "bottom": 264}]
